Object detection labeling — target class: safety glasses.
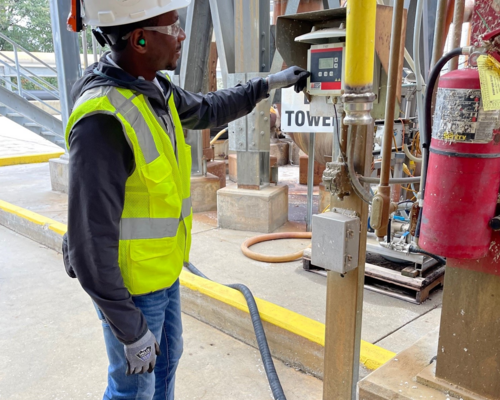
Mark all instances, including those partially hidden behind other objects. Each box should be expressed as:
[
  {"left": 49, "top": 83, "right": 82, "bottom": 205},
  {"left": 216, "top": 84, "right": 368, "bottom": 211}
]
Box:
[{"left": 122, "top": 19, "right": 182, "bottom": 40}]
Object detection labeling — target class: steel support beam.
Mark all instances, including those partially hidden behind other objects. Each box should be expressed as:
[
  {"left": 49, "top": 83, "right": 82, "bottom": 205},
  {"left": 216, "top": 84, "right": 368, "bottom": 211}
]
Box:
[
  {"left": 179, "top": 0, "right": 213, "bottom": 175},
  {"left": 49, "top": 0, "right": 81, "bottom": 130},
  {"left": 259, "top": 0, "right": 271, "bottom": 72},
  {"left": 210, "top": 0, "right": 235, "bottom": 88}
]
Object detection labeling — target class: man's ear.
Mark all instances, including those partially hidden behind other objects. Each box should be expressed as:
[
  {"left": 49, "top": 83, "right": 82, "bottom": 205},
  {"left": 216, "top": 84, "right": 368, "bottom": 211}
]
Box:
[{"left": 129, "top": 29, "right": 148, "bottom": 54}]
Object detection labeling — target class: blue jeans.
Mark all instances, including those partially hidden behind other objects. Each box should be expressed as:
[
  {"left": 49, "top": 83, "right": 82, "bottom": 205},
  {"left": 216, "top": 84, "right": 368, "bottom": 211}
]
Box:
[{"left": 95, "top": 279, "right": 183, "bottom": 400}]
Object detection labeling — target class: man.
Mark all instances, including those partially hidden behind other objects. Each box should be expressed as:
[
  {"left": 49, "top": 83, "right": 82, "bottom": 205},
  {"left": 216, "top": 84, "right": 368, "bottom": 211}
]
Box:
[{"left": 62, "top": 1, "right": 309, "bottom": 399}]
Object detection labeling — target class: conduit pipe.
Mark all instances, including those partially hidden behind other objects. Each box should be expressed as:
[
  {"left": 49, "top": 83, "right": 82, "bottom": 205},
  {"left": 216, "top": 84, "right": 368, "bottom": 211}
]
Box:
[
  {"left": 210, "top": 128, "right": 228, "bottom": 146},
  {"left": 359, "top": 176, "right": 421, "bottom": 184},
  {"left": 410, "top": 0, "right": 425, "bottom": 166},
  {"left": 371, "top": 0, "right": 405, "bottom": 240},
  {"left": 347, "top": 129, "right": 374, "bottom": 204}
]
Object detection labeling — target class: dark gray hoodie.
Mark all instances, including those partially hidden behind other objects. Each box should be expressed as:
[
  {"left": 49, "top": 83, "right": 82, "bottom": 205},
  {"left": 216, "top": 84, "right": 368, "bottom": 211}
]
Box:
[{"left": 62, "top": 53, "right": 269, "bottom": 344}]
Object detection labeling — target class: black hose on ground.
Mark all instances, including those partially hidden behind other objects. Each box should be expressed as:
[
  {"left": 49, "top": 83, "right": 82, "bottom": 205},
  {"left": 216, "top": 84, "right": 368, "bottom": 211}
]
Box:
[
  {"left": 185, "top": 262, "right": 287, "bottom": 400},
  {"left": 409, "top": 246, "right": 446, "bottom": 266},
  {"left": 415, "top": 47, "right": 464, "bottom": 239}
]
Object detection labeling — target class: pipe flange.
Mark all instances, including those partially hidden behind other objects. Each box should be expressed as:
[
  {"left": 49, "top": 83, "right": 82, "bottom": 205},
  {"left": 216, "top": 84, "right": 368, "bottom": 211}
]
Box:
[{"left": 342, "top": 92, "right": 376, "bottom": 126}]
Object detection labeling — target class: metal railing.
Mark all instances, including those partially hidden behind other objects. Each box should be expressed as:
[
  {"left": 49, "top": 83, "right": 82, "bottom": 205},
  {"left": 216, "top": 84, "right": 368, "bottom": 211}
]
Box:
[{"left": 0, "top": 32, "right": 61, "bottom": 115}]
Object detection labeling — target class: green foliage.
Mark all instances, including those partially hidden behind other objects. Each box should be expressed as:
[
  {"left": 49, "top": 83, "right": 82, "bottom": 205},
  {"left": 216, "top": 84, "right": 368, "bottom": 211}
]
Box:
[{"left": 0, "top": 0, "right": 54, "bottom": 52}]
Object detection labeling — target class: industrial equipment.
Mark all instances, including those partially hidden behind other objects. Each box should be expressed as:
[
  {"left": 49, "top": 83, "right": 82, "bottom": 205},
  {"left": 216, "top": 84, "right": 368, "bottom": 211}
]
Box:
[
  {"left": 419, "top": 29, "right": 500, "bottom": 260},
  {"left": 294, "top": 28, "right": 346, "bottom": 97}
]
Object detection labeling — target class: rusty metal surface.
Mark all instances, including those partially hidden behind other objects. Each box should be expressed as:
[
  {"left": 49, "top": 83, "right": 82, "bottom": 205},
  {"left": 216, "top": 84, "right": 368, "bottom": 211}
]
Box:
[{"left": 471, "top": 0, "right": 500, "bottom": 44}]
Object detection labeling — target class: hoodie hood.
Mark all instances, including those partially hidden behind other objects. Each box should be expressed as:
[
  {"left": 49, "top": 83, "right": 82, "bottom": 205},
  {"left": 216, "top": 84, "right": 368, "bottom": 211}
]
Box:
[{"left": 71, "top": 52, "right": 172, "bottom": 110}]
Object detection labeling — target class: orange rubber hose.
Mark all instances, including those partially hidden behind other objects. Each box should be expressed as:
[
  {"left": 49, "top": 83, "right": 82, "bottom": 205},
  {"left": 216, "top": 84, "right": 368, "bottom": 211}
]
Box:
[{"left": 241, "top": 232, "right": 312, "bottom": 263}]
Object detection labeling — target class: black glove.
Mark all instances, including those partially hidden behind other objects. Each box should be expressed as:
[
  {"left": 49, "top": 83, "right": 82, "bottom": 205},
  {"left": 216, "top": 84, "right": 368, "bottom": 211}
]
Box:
[
  {"left": 124, "top": 330, "right": 161, "bottom": 375},
  {"left": 267, "top": 66, "right": 310, "bottom": 93}
]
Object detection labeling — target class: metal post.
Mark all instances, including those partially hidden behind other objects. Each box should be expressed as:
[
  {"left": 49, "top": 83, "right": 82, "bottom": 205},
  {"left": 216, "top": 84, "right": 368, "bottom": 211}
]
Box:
[
  {"left": 306, "top": 132, "right": 316, "bottom": 232},
  {"left": 12, "top": 45, "right": 22, "bottom": 97},
  {"left": 92, "top": 33, "right": 98, "bottom": 64},
  {"left": 81, "top": 33, "right": 88, "bottom": 69},
  {"left": 323, "top": 1, "right": 377, "bottom": 399},
  {"left": 373, "top": 0, "right": 405, "bottom": 240},
  {"left": 209, "top": 0, "right": 235, "bottom": 89},
  {"left": 49, "top": 0, "right": 82, "bottom": 129}
]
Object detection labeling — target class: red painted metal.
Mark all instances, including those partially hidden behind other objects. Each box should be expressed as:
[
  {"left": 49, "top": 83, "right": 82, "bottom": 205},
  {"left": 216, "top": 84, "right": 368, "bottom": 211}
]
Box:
[
  {"left": 470, "top": 0, "right": 500, "bottom": 44},
  {"left": 321, "top": 82, "right": 341, "bottom": 90},
  {"left": 420, "top": 68, "right": 500, "bottom": 260}
]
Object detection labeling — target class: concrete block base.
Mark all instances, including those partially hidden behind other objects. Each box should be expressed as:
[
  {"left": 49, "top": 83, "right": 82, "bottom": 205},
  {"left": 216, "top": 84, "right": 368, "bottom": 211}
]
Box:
[
  {"left": 217, "top": 185, "right": 288, "bottom": 232},
  {"left": 49, "top": 154, "right": 69, "bottom": 194},
  {"left": 191, "top": 173, "right": 220, "bottom": 213},
  {"left": 207, "top": 160, "right": 226, "bottom": 189},
  {"left": 270, "top": 142, "right": 289, "bottom": 166},
  {"left": 227, "top": 153, "right": 278, "bottom": 183}
]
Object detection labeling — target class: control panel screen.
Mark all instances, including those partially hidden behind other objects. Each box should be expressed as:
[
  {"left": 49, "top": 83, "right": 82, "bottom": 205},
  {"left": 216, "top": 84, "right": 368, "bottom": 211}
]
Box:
[
  {"left": 319, "top": 58, "right": 334, "bottom": 69},
  {"left": 308, "top": 46, "right": 343, "bottom": 93}
]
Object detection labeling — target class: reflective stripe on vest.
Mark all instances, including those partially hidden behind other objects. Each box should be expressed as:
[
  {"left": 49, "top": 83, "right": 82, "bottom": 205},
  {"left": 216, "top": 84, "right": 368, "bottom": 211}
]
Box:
[{"left": 120, "top": 196, "right": 192, "bottom": 240}]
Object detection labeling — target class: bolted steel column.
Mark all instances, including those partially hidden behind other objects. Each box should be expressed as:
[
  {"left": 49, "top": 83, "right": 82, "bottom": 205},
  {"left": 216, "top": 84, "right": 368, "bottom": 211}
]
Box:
[
  {"left": 49, "top": 0, "right": 81, "bottom": 130},
  {"left": 179, "top": 0, "right": 213, "bottom": 175},
  {"left": 233, "top": 0, "right": 271, "bottom": 189}
]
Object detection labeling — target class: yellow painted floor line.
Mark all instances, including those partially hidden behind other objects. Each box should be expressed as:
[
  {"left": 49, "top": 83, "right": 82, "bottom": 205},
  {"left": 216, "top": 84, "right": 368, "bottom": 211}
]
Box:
[
  {"left": 0, "top": 151, "right": 64, "bottom": 167},
  {"left": 0, "top": 199, "right": 396, "bottom": 370}
]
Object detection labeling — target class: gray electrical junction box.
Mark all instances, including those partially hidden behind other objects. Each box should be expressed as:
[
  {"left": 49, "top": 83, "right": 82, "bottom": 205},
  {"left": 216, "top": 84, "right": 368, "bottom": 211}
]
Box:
[{"left": 311, "top": 212, "right": 360, "bottom": 274}]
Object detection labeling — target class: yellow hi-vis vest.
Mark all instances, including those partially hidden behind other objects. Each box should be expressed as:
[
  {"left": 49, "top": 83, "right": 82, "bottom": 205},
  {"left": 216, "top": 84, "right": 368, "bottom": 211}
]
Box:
[{"left": 65, "top": 84, "right": 192, "bottom": 295}]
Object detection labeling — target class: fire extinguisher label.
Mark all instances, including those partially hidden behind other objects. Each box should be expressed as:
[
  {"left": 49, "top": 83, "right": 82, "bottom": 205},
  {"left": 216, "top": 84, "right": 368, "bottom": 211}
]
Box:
[{"left": 432, "top": 88, "right": 500, "bottom": 143}]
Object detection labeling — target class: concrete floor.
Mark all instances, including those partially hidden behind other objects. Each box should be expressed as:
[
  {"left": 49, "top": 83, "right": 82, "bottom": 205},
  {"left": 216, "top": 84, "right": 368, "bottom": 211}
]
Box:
[{"left": 0, "top": 225, "right": 323, "bottom": 399}]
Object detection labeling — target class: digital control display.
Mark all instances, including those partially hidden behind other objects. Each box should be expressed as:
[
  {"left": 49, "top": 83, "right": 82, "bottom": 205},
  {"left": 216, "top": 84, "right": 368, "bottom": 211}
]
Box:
[
  {"left": 308, "top": 45, "right": 344, "bottom": 95},
  {"left": 319, "top": 58, "right": 334, "bottom": 69}
]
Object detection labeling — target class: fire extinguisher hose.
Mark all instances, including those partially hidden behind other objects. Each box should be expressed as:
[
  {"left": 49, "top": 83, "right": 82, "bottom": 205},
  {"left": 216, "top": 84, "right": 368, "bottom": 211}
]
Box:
[
  {"left": 416, "top": 47, "right": 465, "bottom": 241},
  {"left": 421, "top": 47, "right": 465, "bottom": 203}
]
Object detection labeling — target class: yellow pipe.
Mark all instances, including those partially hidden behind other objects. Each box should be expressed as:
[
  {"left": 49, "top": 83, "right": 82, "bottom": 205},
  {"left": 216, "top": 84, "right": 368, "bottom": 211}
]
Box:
[
  {"left": 210, "top": 128, "right": 228, "bottom": 146},
  {"left": 345, "top": 0, "right": 377, "bottom": 91}
]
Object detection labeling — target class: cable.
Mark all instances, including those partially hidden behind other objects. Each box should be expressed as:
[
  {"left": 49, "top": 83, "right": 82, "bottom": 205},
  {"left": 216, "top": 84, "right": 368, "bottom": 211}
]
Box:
[
  {"left": 185, "top": 262, "right": 287, "bottom": 400},
  {"left": 333, "top": 103, "right": 343, "bottom": 159},
  {"left": 347, "top": 129, "right": 374, "bottom": 204},
  {"left": 409, "top": 246, "right": 446, "bottom": 266}
]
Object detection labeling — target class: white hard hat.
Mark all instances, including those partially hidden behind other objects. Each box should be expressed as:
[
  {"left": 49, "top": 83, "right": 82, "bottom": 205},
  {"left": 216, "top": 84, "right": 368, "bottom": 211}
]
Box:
[{"left": 82, "top": 0, "right": 191, "bottom": 27}]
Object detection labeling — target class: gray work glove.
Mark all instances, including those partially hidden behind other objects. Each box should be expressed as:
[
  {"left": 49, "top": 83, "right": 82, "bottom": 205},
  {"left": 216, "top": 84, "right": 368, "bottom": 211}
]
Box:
[
  {"left": 266, "top": 66, "right": 310, "bottom": 93},
  {"left": 124, "top": 329, "right": 161, "bottom": 375}
]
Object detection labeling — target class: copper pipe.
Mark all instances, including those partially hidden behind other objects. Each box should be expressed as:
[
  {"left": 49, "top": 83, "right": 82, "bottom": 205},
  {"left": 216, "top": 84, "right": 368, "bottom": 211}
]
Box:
[
  {"left": 449, "top": 0, "right": 465, "bottom": 70},
  {"left": 379, "top": 0, "right": 405, "bottom": 188},
  {"left": 241, "top": 232, "right": 311, "bottom": 263},
  {"left": 431, "top": 0, "right": 449, "bottom": 67}
]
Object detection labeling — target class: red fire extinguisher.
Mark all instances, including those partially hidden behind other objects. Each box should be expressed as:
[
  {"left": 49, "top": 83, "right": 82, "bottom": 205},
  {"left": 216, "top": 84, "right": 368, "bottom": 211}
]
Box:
[{"left": 420, "top": 66, "right": 500, "bottom": 259}]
